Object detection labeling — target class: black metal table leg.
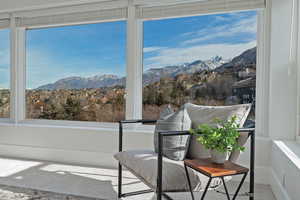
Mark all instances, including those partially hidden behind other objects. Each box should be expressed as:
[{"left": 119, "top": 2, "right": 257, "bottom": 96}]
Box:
[
  {"left": 184, "top": 164, "right": 195, "bottom": 200},
  {"left": 221, "top": 177, "right": 231, "bottom": 200},
  {"left": 201, "top": 178, "right": 212, "bottom": 200},
  {"left": 232, "top": 173, "right": 248, "bottom": 200}
]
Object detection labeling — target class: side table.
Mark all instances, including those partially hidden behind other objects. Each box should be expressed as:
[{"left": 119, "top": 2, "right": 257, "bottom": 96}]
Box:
[{"left": 184, "top": 158, "right": 249, "bottom": 200}]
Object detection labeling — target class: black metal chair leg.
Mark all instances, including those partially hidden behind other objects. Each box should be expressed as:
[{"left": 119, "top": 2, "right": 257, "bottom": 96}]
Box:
[
  {"left": 201, "top": 178, "right": 212, "bottom": 200},
  {"left": 157, "top": 134, "right": 163, "bottom": 200},
  {"left": 184, "top": 164, "right": 195, "bottom": 200},
  {"left": 232, "top": 173, "right": 248, "bottom": 200},
  {"left": 250, "top": 130, "right": 255, "bottom": 200},
  {"left": 221, "top": 177, "right": 231, "bottom": 200},
  {"left": 118, "top": 163, "right": 122, "bottom": 199}
]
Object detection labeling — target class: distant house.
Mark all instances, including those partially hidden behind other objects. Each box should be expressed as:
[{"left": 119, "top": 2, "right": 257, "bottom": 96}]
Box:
[
  {"left": 238, "top": 67, "right": 256, "bottom": 79},
  {"left": 232, "top": 77, "right": 256, "bottom": 107}
]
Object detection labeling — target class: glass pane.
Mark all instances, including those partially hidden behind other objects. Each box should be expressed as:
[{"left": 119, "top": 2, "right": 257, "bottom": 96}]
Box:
[
  {"left": 143, "top": 11, "right": 257, "bottom": 124},
  {"left": 0, "top": 29, "right": 10, "bottom": 118},
  {"left": 26, "top": 21, "right": 126, "bottom": 122}
]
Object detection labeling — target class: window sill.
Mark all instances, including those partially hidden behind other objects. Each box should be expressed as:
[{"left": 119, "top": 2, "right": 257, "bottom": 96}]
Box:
[
  {"left": 0, "top": 119, "right": 156, "bottom": 133},
  {"left": 273, "top": 140, "right": 300, "bottom": 170},
  {"left": 0, "top": 118, "right": 14, "bottom": 125}
]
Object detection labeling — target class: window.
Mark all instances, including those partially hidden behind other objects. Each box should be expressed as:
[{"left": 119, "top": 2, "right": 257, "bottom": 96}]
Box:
[
  {"left": 142, "top": 11, "right": 257, "bottom": 125},
  {"left": 0, "top": 29, "right": 10, "bottom": 118},
  {"left": 26, "top": 21, "right": 126, "bottom": 122}
]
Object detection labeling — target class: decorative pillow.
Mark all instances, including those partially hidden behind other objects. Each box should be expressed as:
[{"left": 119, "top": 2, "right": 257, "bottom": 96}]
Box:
[
  {"left": 229, "top": 131, "right": 250, "bottom": 163},
  {"left": 184, "top": 103, "right": 252, "bottom": 160},
  {"left": 154, "top": 107, "right": 192, "bottom": 161}
]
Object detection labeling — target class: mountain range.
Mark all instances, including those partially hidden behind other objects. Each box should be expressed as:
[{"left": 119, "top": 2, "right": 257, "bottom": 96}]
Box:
[{"left": 36, "top": 47, "right": 256, "bottom": 90}]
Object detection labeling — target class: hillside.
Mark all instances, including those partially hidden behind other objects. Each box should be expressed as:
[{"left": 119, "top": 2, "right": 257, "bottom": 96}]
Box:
[
  {"left": 215, "top": 47, "right": 256, "bottom": 73},
  {"left": 37, "top": 74, "right": 125, "bottom": 90},
  {"left": 36, "top": 56, "right": 230, "bottom": 90}
]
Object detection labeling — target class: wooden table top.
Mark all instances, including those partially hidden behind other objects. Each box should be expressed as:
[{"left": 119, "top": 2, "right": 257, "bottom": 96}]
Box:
[{"left": 184, "top": 158, "right": 249, "bottom": 178}]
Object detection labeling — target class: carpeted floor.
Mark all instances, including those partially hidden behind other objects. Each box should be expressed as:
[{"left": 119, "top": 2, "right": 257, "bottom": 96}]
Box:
[{"left": 0, "top": 185, "right": 102, "bottom": 200}]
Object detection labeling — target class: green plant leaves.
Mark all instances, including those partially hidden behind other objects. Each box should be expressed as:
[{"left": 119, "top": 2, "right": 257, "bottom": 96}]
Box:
[{"left": 190, "top": 115, "right": 244, "bottom": 153}]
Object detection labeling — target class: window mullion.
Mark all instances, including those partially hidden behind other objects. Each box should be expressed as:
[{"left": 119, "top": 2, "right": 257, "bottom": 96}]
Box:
[
  {"left": 126, "top": 2, "right": 143, "bottom": 120},
  {"left": 10, "top": 16, "right": 26, "bottom": 123}
]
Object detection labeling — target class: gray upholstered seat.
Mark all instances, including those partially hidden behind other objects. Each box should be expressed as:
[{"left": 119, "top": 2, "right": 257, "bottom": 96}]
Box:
[{"left": 114, "top": 150, "right": 224, "bottom": 192}]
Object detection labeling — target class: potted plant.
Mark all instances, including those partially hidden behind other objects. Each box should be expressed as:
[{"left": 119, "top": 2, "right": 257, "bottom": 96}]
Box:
[{"left": 190, "top": 116, "right": 245, "bottom": 164}]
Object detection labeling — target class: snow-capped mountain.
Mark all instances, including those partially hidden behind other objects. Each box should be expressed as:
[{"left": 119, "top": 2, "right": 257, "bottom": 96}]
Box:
[{"left": 36, "top": 48, "right": 254, "bottom": 90}]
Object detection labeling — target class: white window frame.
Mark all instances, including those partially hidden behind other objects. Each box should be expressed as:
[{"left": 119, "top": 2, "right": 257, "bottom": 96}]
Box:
[
  {"left": 139, "top": 9, "right": 270, "bottom": 137},
  {"left": 10, "top": 15, "right": 26, "bottom": 124},
  {"left": 1, "top": 1, "right": 270, "bottom": 134},
  {"left": 18, "top": 18, "right": 128, "bottom": 128},
  {"left": 295, "top": 0, "right": 300, "bottom": 142},
  {"left": 255, "top": 0, "right": 271, "bottom": 138}
]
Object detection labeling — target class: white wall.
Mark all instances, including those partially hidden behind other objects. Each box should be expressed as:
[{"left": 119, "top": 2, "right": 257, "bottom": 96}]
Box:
[
  {"left": 268, "top": 0, "right": 298, "bottom": 140},
  {"left": 268, "top": 0, "right": 300, "bottom": 200},
  {"left": 0, "top": 124, "right": 154, "bottom": 167},
  {"left": 0, "top": 123, "right": 271, "bottom": 183}
]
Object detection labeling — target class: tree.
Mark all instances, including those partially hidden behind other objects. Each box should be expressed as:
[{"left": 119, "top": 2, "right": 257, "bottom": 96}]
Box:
[
  {"left": 62, "top": 97, "right": 82, "bottom": 120},
  {"left": 39, "top": 104, "right": 61, "bottom": 120},
  {"left": 156, "top": 92, "right": 164, "bottom": 106}
]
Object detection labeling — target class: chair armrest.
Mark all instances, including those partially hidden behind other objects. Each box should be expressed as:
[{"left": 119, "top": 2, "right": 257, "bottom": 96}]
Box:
[
  {"left": 158, "top": 130, "right": 190, "bottom": 137},
  {"left": 237, "top": 128, "right": 255, "bottom": 135},
  {"left": 119, "top": 119, "right": 157, "bottom": 124}
]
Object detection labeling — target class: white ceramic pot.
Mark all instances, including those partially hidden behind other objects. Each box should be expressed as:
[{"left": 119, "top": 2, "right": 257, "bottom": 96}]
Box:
[{"left": 210, "top": 149, "right": 228, "bottom": 164}]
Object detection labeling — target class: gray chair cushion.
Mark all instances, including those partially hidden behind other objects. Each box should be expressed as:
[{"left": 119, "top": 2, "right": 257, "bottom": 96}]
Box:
[
  {"left": 114, "top": 150, "right": 226, "bottom": 192},
  {"left": 154, "top": 107, "right": 191, "bottom": 161},
  {"left": 184, "top": 103, "right": 251, "bottom": 160}
]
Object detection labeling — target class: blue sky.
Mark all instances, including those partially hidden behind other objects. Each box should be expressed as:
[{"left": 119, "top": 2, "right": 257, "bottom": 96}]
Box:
[
  {"left": 0, "top": 10, "right": 257, "bottom": 89},
  {"left": 143, "top": 11, "right": 257, "bottom": 69},
  {"left": 0, "top": 29, "right": 10, "bottom": 89}
]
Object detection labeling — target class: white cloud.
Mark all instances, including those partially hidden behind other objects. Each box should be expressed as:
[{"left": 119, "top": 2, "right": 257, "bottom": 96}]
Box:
[
  {"left": 144, "top": 41, "right": 256, "bottom": 70},
  {"left": 143, "top": 46, "right": 165, "bottom": 53},
  {"left": 181, "top": 15, "right": 257, "bottom": 45}
]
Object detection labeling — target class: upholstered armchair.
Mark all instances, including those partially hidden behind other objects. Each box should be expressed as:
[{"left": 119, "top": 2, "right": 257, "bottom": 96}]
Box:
[{"left": 114, "top": 103, "right": 255, "bottom": 200}]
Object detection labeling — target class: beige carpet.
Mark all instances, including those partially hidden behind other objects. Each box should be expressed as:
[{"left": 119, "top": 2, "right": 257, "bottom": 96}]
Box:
[{"left": 0, "top": 184, "right": 103, "bottom": 200}]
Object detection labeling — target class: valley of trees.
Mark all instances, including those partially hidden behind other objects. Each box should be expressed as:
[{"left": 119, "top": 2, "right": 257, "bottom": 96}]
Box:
[
  {"left": 26, "top": 87, "right": 125, "bottom": 122},
  {"left": 0, "top": 89, "right": 9, "bottom": 118},
  {"left": 0, "top": 67, "right": 255, "bottom": 122}
]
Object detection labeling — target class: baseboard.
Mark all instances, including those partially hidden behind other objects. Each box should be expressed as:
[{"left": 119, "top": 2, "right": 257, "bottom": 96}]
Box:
[{"left": 270, "top": 169, "right": 291, "bottom": 200}]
